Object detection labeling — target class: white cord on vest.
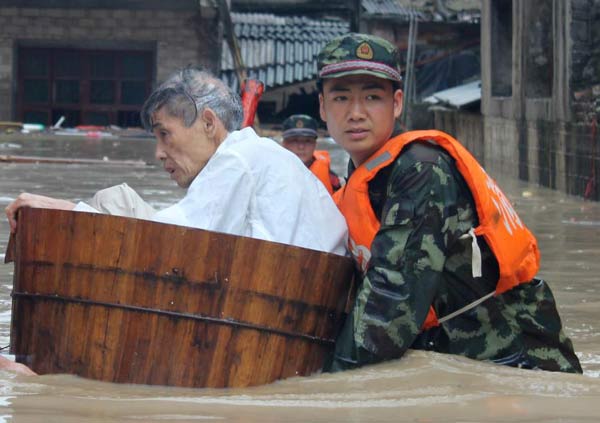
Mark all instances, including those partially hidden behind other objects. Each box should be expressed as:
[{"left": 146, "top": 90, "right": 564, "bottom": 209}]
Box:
[
  {"left": 436, "top": 227, "right": 489, "bottom": 325},
  {"left": 460, "top": 227, "right": 482, "bottom": 278}
]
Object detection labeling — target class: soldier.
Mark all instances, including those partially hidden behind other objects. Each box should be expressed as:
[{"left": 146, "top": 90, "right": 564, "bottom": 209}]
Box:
[
  {"left": 317, "top": 33, "right": 582, "bottom": 373},
  {"left": 281, "top": 114, "right": 342, "bottom": 194}
]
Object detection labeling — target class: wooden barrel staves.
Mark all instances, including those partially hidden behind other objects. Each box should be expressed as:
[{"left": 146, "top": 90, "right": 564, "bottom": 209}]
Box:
[{"left": 8, "top": 208, "right": 354, "bottom": 388}]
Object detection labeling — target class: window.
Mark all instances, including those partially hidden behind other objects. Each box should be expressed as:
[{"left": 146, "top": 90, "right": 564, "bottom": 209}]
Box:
[
  {"left": 524, "top": 0, "right": 553, "bottom": 98},
  {"left": 18, "top": 48, "right": 153, "bottom": 127},
  {"left": 491, "top": 0, "right": 513, "bottom": 97}
]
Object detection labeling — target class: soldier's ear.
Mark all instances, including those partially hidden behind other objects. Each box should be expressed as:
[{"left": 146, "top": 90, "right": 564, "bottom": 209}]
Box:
[{"left": 393, "top": 89, "right": 403, "bottom": 119}]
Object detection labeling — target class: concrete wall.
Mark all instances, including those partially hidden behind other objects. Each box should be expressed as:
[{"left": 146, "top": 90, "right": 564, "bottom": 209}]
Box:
[
  {"left": 433, "top": 110, "right": 599, "bottom": 201},
  {"left": 0, "top": 35, "right": 12, "bottom": 120},
  {"left": 433, "top": 110, "right": 484, "bottom": 163},
  {"left": 523, "top": 120, "right": 598, "bottom": 199},
  {"left": 0, "top": 6, "right": 219, "bottom": 121},
  {"left": 571, "top": 0, "right": 600, "bottom": 123},
  {"left": 478, "top": 0, "right": 600, "bottom": 201}
]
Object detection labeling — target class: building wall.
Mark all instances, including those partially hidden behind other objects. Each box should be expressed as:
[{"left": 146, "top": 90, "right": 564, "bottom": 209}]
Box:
[
  {"left": 481, "top": 116, "right": 521, "bottom": 179},
  {"left": 432, "top": 110, "right": 599, "bottom": 201},
  {"left": 0, "top": 6, "right": 219, "bottom": 121},
  {"left": 474, "top": 115, "right": 598, "bottom": 200},
  {"left": 571, "top": 0, "right": 600, "bottom": 124},
  {"left": 477, "top": 116, "right": 600, "bottom": 201},
  {"left": 433, "top": 110, "right": 484, "bottom": 163},
  {"left": 0, "top": 34, "right": 12, "bottom": 120},
  {"left": 479, "top": 0, "right": 600, "bottom": 201}
]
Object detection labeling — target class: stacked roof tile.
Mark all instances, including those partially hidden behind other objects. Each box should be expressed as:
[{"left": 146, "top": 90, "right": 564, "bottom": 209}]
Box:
[
  {"left": 361, "top": 0, "right": 425, "bottom": 20},
  {"left": 221, "top": 13, "right": 350, "bottom": 90}
]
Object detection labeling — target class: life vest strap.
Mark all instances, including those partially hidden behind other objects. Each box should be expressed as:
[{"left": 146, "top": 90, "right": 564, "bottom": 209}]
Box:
[{"left": 437, "top": 290, "right": 495, "bottom": 325}]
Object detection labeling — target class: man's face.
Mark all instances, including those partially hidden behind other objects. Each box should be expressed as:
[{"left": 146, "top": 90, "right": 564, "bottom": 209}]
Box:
[
  {"left": 152, "top": 108, "right": 219, "bottom": 188},
  {"left": 282, "top": 136, "right": 317, "bottom": 165},
  {"left": 319, "top": 74, "right": 403, "bottom": 166}
]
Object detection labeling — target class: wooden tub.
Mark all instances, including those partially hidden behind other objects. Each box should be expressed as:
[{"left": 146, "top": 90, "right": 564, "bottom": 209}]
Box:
[{"left": 7, "top": 208, "right": 354, "bottom": 388}]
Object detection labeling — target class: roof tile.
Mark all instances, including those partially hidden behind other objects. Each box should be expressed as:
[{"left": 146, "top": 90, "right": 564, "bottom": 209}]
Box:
[{"left": 221, "top": 12, "right": 349, "bottom": 90}]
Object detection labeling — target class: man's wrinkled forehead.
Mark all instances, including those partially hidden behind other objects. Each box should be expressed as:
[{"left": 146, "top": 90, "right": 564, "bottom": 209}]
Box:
[
  {"left": 149, "top": 108, "right": 167, "bottom": 130},
  {"left": 150, "top": 107, "right": 184, "bottom": 131}
]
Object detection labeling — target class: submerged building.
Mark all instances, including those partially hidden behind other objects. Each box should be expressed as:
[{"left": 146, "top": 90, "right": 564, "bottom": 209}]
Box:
[
  {"left": 0, "top": 0, "right": 352, "bottom": 128},
  {"left": 481, "top": 0, "right": 600, "bottom": 200},
  {"left": 0, "top": 0, "right": 221, "bottom": 128}
]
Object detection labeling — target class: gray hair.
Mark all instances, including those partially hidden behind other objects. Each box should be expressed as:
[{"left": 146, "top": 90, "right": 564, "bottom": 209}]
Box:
[{"left": 140, "top": 67, "right": 243, "bottom": 132}]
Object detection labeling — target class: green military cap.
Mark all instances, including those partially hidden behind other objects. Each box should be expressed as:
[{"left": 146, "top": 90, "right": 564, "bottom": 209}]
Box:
[
  {"left": 317, "top": 33, "right": 402, "bottom": 82},
  {"left": 282, "top": 114, "right": 318, "bottom": 139}
]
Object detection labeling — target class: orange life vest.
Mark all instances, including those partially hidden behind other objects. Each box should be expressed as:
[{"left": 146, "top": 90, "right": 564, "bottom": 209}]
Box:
[
  {"left": 310, "top": 150, "right": 334, "bottom": 194},
  {"left": 333, "top": 130, "right": 540, "bottom": 330}
]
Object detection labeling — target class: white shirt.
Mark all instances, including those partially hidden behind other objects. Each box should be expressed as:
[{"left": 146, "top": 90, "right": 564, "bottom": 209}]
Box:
[{"left": 150, "top": 127, "right": 348, "bottom": 255}]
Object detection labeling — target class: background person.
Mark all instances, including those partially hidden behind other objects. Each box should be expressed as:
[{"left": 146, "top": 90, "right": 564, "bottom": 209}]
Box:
[
  {"left": 316, "top": 33, "right": 582, "bottom": 373},
  {"left": 281, "top": 114, "right": 342, "bottom": 194}
]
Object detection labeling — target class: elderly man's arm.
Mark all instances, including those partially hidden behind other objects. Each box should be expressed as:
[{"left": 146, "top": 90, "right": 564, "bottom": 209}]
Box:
[
  {"left": 5, "top": 193, "right": 76, "bottom": 233},
  {"left": 0, "top": 355, "right": 37, "bottom": 376}
]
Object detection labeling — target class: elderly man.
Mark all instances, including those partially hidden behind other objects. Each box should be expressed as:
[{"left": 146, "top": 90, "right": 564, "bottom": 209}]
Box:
[
  {"left": 5, "top": 67, "right": 347, "bottom": 255},
  {"left": 281, "top": 114, "right": 342, "bottom": 194},
  {"left": 2, "top": 67, "right": 349, "bottom": 375}
]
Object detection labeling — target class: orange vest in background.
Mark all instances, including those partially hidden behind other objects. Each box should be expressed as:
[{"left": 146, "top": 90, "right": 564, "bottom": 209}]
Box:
[
  {"left": 333, "top": 130, "right": 540, "bottom": 330},
  {"left": 310, "top": 150, "right": 334, "bottom": 194}
]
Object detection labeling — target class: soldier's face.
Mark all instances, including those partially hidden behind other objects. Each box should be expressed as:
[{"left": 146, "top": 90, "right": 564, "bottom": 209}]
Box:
[
  {"left": 282, "top": 136, "right": 317, "bottom": 165},
  {"left": 319, "top": 74, "right": 402, "bottom": 167}
]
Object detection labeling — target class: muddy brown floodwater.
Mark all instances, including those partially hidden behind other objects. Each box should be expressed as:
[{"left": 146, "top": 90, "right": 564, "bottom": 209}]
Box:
[{"left": 1, "top": 134, "right": 599, "bottom": 422}]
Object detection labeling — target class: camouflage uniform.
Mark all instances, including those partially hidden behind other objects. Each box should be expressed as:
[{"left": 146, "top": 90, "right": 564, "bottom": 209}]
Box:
[{"left": 318, "top": 33, "right": 582, "bottom": 374}]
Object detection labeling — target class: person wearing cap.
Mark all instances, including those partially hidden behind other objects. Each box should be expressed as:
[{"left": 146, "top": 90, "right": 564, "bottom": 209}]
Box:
[
  {"left": 317, "top": 33, "right": 581, "bottom": 373},
  {"left": 281, "top": 114, "right": 342, "bottom": 194}
]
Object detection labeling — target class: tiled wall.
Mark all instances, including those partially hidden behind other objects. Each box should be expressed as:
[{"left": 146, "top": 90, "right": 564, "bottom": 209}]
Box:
[{"left": 434, "top": 110, "right": 600, "bottom": 201}]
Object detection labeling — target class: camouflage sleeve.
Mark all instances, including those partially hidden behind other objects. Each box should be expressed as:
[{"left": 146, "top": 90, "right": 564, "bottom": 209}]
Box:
[{"left": 330, "top": 148, "right": 462, "bottom": 370}]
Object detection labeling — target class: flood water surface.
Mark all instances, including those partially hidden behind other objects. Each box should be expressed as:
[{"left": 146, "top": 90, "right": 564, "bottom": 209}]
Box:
[{"left": 1, "top": 135, "right": 600, "bottom": 422}]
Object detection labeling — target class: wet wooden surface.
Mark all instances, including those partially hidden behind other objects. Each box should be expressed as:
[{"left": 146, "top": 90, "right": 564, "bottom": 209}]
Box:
[{"left": 9, "top": 208, "right": 354, "bottom": 388}]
